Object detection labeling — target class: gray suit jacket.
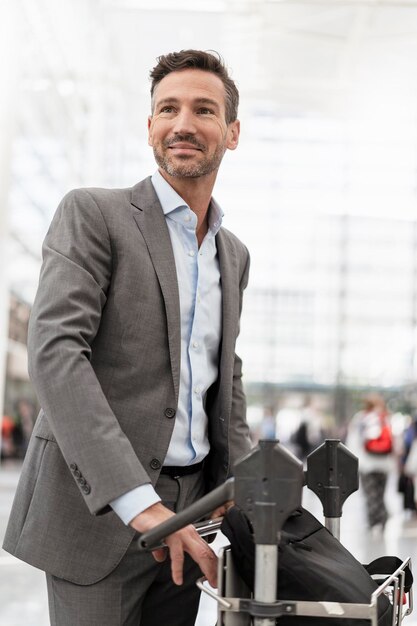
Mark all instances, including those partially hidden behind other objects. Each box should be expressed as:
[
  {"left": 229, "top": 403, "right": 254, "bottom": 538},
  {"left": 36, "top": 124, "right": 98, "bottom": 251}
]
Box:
[{"left": 3, "top": 177, "right": 252, "bottom": 584}]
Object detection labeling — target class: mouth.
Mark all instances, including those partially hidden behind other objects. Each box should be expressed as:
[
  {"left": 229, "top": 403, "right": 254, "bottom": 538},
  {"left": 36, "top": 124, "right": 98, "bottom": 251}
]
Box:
[{"left": 168, "top": 143, "right": 203, "bottom": 155}]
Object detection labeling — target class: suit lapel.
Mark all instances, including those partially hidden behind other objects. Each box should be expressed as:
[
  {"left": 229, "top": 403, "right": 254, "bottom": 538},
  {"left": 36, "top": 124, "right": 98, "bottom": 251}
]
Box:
[
  {"left": 130, "top": 178, "right": 181, "bottom": 403},
  {"left": 216, "top": 229, "right": 239, "bottom": 418}
]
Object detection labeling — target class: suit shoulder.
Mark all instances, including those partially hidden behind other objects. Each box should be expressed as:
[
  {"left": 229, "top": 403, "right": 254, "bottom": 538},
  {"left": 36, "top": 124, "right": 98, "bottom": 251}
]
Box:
[
  {"left": 61, "top": 185, "right": 132, "bottom": 209},
  {"left": 219, "top": 226, "right": 249, "bottom": 259},
  {"left": 57, "top": 177, "right": 151, "bottom": 222}
]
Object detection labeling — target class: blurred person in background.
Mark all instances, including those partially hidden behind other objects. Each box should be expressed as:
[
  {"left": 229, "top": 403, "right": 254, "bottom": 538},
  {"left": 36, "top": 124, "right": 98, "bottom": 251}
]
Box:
[
  {"left": 291, "top": 396, "right": 325, "bottom": 460},
  {"left": 346, "top": 394, "right": 394, "bottom": 533},
  {"left": 3, "top": 49, "right": 252, "bottom": 626},
  {"left": 1, "top": 414, "right": 17, "bottom": 460},
  {"left": 11, "top": 398, "right": 36, "bottom": 459},
  {"left": 258, "top": 405, "right": 276, "bottom": 440},
  {"left": 398, "top": 413, "right": 417, "bottom": 514}
]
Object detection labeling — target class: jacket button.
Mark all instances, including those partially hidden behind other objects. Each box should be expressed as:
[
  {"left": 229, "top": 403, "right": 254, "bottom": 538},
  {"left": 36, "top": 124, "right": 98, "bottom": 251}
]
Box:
[
  {"left": 70, "top": 463, "right": 77, "bottom": 471},
  {"left": 164, "top": 408, "right": 176, "bottom": 419},
  {"left": 150, "top": 458, "right": 161, "bottom": 470},
  {"left": 82, "top": 485, "right": 91, "bottom": 494},
  {"left": 78, "top": 477, "right": 87, "bottom": 486},
  {"left": 74, "top": 470, "right": 81, "bottom": 478}
]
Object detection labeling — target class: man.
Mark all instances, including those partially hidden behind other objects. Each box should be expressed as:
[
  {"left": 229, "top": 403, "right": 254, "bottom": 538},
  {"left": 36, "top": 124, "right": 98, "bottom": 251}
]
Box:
[{"left": 3, "top": 49, "right": 252, "bottom": 625}]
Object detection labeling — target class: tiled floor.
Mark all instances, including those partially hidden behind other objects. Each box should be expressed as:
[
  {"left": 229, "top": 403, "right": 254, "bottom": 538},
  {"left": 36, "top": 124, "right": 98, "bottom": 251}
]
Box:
[{"left": 1, "top": 459, "right": 416, "bottom": 625}]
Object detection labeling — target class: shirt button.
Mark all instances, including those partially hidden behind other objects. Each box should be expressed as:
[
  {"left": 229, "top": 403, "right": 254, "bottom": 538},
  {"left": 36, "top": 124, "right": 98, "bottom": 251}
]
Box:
[
  {"left": 194, "top": 386, "right": 201, "bottom": 395},
  {"left": 150, "top": 458, "right": 162, "bottom": 470},
  {"left": 164, "top": 408, "right": 176, "bottom": 419},
  {"left": 188, "top": 250, "right": 195, "bottom": 257},
  {"left": 184, "top": 214, "right": 191, "bottom": 222},
  {"left": 192, "top": 341, "right": 199, "bottom": 349}
]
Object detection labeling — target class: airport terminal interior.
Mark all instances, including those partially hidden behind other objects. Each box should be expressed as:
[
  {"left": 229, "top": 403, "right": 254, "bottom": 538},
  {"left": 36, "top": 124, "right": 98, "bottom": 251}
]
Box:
[{"left": 3, "top": 0, "right": 417, "bottom": 624}]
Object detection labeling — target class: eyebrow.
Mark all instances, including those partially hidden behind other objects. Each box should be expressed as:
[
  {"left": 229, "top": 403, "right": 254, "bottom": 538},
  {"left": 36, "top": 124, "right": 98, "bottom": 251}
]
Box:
[
  {"left": 155, "top": 97, "right": 220, "bottom": 110},
  {"left": 194, "top": 98, "right": 219, "bottom": 109}
]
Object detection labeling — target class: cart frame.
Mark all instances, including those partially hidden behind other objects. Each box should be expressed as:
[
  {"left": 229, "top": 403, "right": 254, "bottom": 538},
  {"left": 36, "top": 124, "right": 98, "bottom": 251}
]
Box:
[{"left": 139, "top": 439, "right": 413, "bottom": 626}]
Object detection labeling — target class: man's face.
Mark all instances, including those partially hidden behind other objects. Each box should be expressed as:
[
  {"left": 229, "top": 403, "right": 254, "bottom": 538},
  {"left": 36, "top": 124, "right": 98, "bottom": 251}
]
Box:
[{"left": 148, "top": 68, "right": 240, "bottom": 179}]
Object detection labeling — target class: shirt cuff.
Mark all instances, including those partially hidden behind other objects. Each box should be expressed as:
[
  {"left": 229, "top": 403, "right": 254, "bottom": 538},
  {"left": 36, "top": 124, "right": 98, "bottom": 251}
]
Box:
[{"left": 110, "top": 484, "right": 161, "bottom": 525}]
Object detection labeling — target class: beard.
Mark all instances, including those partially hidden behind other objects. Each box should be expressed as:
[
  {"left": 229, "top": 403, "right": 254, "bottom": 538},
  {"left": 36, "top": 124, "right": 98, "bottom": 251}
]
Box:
[{"left": 152, "top": 134, "right": 226, "bottom": 178}]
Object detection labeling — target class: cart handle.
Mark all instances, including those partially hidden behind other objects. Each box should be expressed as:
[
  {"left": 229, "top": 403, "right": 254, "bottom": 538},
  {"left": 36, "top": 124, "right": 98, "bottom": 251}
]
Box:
[
  {"left": 144, "top": 517, "right": 223, "bottom": 551},
  {"left": 138, "top": 478, "right": 234, "bottom": 550}
]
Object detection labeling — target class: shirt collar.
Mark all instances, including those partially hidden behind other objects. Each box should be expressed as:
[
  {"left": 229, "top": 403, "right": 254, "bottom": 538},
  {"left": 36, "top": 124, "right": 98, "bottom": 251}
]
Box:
[
  {"left": 151, "top": 170, "right": 224, "bottom": 235},
  {"left": 151, "top": 170, "right": 188, "bottom": 216}
]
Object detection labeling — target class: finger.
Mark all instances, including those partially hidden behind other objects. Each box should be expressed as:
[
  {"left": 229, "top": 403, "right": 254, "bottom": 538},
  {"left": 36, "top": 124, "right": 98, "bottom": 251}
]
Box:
[
  {"left": 199, "top": 550, "right": 218, "bottom": 588},
  {"left": 151, "top": 547, "right": 167, "bottom": 563},
  {"left": 169, "top": 540, "right": 185, "bottom": 586},
  {"left": 186, "top": 536, "right": 218, "bottom": 588},
  {"left": 209, "top": 506, "right": 223, "bottom": 518},
  {"left": 210, "top": 500, "right": 234, "bottom": 518},
  {"left": 166, "top": 526, "right": 218, "bottom": 587}
]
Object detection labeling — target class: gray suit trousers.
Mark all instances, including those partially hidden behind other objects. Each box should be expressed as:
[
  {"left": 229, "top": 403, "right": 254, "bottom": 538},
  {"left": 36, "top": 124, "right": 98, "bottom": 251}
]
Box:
[{"left": 46, "top": 471, "right": 205, "bottom": 626}]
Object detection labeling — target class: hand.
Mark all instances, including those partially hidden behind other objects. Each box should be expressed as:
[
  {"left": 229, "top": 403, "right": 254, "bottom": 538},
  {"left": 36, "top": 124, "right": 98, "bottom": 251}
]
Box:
[
  {"left": 210, "top": 499, "right": 234, "bottom": 519},
  {"left": 130, "top": 502, "right": 218, "bottom": 587}
]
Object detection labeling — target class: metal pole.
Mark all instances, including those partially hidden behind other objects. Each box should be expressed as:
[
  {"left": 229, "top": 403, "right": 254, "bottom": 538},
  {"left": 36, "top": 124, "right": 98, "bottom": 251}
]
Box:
[
  {"left": 234, "top": 441, "right": 304, "bottom": 626},
  {"left": 254, "top": 544, "right": 278, "bottom": 626},
  {"left": 325, "top": 517, "right": 340, "bottom": 540}
]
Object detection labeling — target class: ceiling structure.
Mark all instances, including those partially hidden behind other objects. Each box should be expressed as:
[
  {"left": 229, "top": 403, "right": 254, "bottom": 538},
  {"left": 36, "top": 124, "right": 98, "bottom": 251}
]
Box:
[{"left": 4, "top": 0, "right": 417, "bottom": 227}]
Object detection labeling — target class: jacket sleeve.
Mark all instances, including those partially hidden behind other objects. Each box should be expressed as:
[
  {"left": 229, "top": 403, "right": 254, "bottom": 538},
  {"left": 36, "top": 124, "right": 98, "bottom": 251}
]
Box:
[{"left": 28, "top": 189, "right": 151, "bottom": 515}]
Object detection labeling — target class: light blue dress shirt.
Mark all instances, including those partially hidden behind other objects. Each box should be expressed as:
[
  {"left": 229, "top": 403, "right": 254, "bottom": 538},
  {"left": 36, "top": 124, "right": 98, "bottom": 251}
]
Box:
[{"left": 111, "top": 171, "right": 223, "bottom": 524}]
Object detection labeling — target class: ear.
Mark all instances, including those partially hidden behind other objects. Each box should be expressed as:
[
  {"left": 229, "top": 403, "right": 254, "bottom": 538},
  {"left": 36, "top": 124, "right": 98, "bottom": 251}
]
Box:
[
  {"left": 226, "top": 120, "right": 240, "bottom": 151},
  {"left": 147, "top": 116, "right": 153, "bottom": 146}
]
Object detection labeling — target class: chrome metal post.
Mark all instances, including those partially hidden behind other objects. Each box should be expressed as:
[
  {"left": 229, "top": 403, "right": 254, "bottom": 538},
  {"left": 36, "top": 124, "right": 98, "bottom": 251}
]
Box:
[
  {"left": 325, "top": 517, "right": 340, "bottom": 540},
  {"left": 254, "top": 544, "right": 278, "bottom": 626}
]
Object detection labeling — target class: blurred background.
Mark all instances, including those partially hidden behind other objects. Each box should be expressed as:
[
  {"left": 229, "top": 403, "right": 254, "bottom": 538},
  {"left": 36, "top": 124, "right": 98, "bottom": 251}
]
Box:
[
  {"left": 3, "top": 0, "right": 417, "bottom": 623},
  {"left": 4, "top": 0, "right": 417, "bottom": 447}
]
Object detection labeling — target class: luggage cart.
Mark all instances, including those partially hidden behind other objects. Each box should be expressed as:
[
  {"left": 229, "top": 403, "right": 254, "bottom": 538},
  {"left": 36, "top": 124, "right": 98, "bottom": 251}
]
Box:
[{"left": 139, "top": 439, "right": 413, "bottom": 625}]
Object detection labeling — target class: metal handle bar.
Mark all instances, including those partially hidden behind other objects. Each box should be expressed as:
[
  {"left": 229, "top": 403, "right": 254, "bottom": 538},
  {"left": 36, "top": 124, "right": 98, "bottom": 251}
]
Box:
[
  {"left": 138, "top": 478, "right": 234, "bottom": 550},
  {"left": 146, "top": 517, "right": 224, "bottom": 551},
  {"left": 196, "top": 577, "right": 233, "bottom": 609},
  {"left": 194, "top": 516, "right": 223, "bottom": 537}
]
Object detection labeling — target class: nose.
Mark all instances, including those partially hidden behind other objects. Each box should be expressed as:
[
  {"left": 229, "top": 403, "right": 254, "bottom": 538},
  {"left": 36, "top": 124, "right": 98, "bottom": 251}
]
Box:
[{"left": 171, "top": 108, "right": 197, "bottom": 135}]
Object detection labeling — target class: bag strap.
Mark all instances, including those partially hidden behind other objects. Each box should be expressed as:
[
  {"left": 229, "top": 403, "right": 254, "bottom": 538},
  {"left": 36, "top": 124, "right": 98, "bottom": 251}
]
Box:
[{"left": 364, "top": 556, "right": 413, "bottom": 592}]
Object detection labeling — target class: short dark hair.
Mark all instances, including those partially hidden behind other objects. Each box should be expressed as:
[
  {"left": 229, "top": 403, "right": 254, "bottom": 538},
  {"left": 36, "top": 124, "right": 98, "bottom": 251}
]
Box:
[{"left": 150, "top": 49, "right": 239, "bottom": 124}]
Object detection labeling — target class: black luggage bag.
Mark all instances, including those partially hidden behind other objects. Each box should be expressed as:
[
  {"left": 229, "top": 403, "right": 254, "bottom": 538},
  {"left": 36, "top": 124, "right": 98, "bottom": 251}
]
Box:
[{"left": 221, "top": 505, "right": 407, "bottom": 625}]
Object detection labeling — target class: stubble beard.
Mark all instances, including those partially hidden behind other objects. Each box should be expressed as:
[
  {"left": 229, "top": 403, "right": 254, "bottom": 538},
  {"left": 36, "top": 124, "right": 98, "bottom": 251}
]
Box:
[{"left": 153, "top": 139, "right": 225, "bottom": 179}]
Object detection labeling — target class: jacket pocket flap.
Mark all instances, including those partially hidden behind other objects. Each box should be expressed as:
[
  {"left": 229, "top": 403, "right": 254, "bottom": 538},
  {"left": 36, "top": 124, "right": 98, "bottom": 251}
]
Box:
[{"left": 33, "top": 413, "right": 57, "bottom": 442}]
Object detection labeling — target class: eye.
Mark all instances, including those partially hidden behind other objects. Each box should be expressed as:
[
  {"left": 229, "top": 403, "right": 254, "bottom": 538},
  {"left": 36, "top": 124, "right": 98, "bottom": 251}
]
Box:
[
  {"left": 159, "top": 106, "right": 175, "bottom": 114},
  {"left": 197, "top": 107, "right": 214, "bottom": 115}
]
